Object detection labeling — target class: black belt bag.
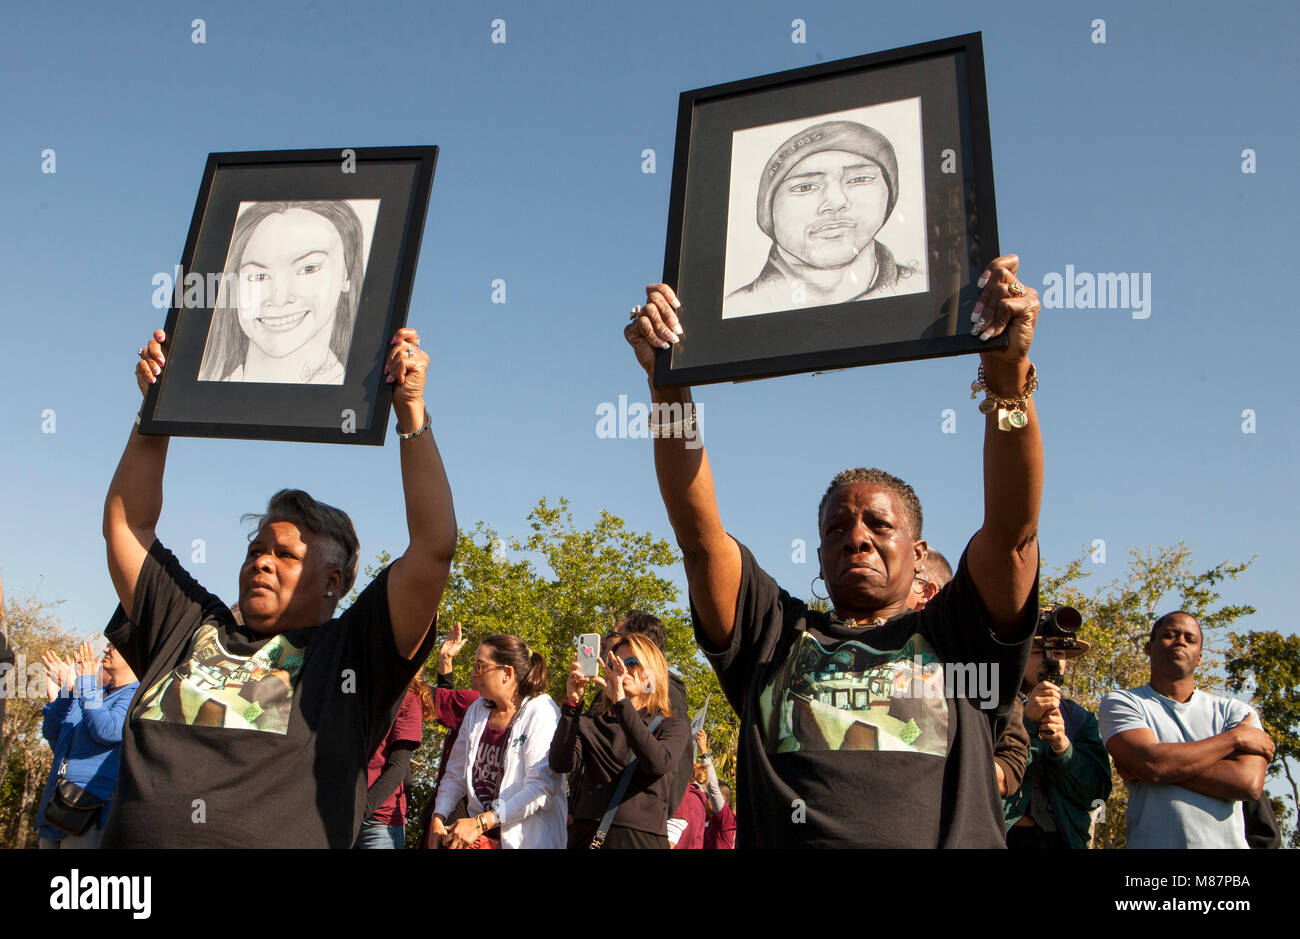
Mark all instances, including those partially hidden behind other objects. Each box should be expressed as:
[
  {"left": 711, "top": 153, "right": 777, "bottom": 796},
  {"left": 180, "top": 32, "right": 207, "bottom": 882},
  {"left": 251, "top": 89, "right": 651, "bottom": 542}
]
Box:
[{"left": 45, "top": 761, "right": 105, "bottom": 836}]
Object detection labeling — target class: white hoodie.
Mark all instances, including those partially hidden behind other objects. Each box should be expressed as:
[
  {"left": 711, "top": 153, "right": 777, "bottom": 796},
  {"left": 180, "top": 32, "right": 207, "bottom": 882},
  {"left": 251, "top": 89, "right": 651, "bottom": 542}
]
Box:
[{"left": 433, "top": 694, "right": 567, "bottom": 849}]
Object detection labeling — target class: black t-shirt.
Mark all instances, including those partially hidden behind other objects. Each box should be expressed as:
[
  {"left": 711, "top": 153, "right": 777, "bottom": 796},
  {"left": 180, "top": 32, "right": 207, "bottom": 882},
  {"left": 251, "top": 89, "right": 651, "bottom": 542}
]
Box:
[
  {"left": 693, "top": 538, "right": 1036, "bottom": 848},
  {"left": 103, "top": 540, "right": 436, "bottom": 848}
]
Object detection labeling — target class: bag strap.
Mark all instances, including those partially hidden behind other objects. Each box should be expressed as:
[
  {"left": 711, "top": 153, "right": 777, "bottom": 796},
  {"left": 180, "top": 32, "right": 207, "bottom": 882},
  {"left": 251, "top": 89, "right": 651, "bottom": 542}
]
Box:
[{"left": 591, "top": 714, "right": 664, "bottom": 849}]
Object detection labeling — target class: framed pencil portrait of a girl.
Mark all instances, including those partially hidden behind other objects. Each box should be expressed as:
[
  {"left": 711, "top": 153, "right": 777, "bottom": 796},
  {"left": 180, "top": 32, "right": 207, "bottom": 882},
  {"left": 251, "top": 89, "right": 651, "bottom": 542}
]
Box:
[{"left": 139, "top": 146, "right": 438, "bottom": 445}]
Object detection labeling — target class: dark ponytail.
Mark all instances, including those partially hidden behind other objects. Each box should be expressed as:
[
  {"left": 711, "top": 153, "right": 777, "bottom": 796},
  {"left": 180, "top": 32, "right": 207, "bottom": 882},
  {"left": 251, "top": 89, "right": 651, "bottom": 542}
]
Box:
[{"left": 482, "top": 634, "right": 548, "bottom": 700}]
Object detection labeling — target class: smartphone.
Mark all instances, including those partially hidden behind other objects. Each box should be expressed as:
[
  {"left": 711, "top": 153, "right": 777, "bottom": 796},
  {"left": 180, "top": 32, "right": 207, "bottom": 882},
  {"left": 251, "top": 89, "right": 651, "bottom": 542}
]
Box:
[{"left": 577, "top": 633, "right": 602, "bottom": 677}]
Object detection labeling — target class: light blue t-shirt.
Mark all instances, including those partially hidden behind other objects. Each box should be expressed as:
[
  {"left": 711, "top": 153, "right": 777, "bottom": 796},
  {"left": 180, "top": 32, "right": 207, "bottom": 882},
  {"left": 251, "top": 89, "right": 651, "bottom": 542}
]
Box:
[{"left": 1099, "top": 684, "right": 1256, "bottom": 849}]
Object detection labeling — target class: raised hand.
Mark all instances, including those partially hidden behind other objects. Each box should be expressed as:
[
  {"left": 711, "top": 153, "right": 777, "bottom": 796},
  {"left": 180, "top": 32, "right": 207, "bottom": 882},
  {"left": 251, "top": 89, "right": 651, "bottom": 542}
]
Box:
[
  {"left": 602, "top": 652, "right": 627, "bottom": 704},
  {"left": 623, "top": 283, "right": 684, "bottom": 379},
  {"left": 135, "top": 329, "right": 168, "bottom": 396},
  {"left": 565, "top": 658, "right": 593, "bottom": 706},
  {"left": 386, "top": 328, "right": 428, "bottom": 406},
  {"left": 73, "top": 642, "right": 98, "bottom": 677},
  {"left": 41, "top": 650, "right": 69, "bottom": 701},
  {"left": 439, "top": 621, "right": 467, "bottom": 672},
  {"left": 970, "top": 255, "right": 1041, "bottom": 363}
]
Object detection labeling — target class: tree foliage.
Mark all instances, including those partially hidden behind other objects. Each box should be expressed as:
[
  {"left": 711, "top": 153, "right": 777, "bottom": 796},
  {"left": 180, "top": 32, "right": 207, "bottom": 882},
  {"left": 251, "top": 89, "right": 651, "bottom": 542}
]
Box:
[
  {"left": 1225, "top": 630, "right": 1300, "bottom": 847},
  {"left": 1039, "top": 542, "right": 1265, "bottom": 848},
  {"left": 0, "top": 591, "right": 82, "bottom": 848}
]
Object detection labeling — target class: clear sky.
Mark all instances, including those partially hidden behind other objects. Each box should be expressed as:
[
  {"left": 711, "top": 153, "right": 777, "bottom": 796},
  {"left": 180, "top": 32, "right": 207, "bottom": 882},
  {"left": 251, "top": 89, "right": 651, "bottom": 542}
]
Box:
[{"left": 1, "top": 0, "right": 1296, "bottom": 666}]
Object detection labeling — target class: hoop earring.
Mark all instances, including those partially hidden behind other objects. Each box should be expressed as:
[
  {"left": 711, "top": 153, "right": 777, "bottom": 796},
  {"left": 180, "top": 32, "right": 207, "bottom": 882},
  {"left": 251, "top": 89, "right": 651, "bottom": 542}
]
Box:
[{"left": 811, "top": 576, "right": 829, "bottom": 602}]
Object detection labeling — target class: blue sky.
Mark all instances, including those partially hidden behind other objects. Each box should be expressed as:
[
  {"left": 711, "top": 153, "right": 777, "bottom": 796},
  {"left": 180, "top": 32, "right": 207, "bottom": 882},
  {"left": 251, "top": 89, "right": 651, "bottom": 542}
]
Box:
[{"left": 2, "top": 0, "right": 1296, "bottom": 674}]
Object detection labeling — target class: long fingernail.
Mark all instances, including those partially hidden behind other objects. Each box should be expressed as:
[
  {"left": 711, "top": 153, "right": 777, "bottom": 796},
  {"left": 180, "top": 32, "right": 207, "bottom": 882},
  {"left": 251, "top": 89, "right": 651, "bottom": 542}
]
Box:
[
  {"left": 153, "top": 365, "right": 161, "bottom": 376},
  {"left": 667, "top": 334, "right": 679, "bottom": 345},
  {"left": 970, "top": 302, "right": 984, "bottom": 322},
  {"left": 977, "top": 271, "right": 990, "bottom": 288},
  {"left": 386, "top": 375, "right": 394, "bottom": 382},
  {"left": 659, "top": 341, "right": 671, "bottom": 350},
  {"left": 671, "top": 298, "right": 681, "bottom": 310},
  {"left": 979, "top": 327, "right": 994, "bottom": 341},
  {"left": 673, "top": 324, "right": 684, "bottom": 336},
  {"left": 158, "top": 355, "right": 165, "bottom": 366}
]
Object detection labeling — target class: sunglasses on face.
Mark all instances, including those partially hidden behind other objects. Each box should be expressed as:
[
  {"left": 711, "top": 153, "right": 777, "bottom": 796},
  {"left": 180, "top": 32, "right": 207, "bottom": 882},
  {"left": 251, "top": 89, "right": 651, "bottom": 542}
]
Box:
[
  {"left": 471, "top": 661, "right": 506, "bottom": 675},
  {"left": 609, "top": 656, "right": 641, "bottom": 669}
]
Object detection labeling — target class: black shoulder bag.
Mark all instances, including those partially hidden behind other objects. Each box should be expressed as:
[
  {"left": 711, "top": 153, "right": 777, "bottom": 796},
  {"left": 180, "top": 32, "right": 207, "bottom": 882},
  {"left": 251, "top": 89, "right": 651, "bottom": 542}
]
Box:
[{"left": 44, "top": 759, "right": 106, "bottom": 836}]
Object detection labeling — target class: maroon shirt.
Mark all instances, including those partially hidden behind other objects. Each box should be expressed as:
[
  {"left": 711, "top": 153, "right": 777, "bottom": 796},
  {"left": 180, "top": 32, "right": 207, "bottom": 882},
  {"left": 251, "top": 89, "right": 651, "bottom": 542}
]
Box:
[
  {"left": 703, "top": 801, "right": 737, "bottom": 849},
  {"left": 671, "top": 784, "right": 708, "bottom": 849},
  {"left": 433, "top": 686, "right": 481, "bottom": 787},
  {"left": 365, "top": 690, "right": 423, "bottom": 826},
  {"left": 472, "top": 722, "right": 509, "bottom": 806}
]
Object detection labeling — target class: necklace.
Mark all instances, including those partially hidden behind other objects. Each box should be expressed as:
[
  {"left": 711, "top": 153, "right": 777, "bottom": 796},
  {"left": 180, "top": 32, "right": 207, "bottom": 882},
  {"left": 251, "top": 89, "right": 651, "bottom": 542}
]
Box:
[{"left": 830, "top": 611, "right": 888, "bottom": 628}]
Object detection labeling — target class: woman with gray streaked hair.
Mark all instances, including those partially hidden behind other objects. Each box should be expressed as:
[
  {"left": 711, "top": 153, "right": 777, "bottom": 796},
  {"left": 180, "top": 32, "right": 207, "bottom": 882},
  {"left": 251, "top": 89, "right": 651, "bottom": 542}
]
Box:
[{"left": 101, "top": 323, "right": 456, "bottom": 847}]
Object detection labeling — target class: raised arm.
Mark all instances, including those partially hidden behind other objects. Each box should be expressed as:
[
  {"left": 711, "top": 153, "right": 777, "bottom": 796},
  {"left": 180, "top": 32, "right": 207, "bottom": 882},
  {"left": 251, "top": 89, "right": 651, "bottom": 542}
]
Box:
[
  {"left": 103, "top": 329, "right": 171, "bottom": 616},
  {"left": 626, "top": 285, "right": 741, "bottom": 650},
  {"left": 964, "top": 257, "right": 1044, "bottom": 635},
  {"left": 382, "top": 328, "right": 458, "bottom": 659}
]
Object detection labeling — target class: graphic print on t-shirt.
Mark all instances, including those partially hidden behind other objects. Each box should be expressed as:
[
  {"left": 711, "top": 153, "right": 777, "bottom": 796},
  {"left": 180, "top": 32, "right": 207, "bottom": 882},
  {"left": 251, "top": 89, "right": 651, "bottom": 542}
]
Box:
[
  {"left": 472, "top": 726, "right": 508, "bottom": 806},
  {"left": 133, "top": 623, "right": 307, "bottom": 734},
  {"left": 757, "top": 632, "right": 949, "bottom": 756}
]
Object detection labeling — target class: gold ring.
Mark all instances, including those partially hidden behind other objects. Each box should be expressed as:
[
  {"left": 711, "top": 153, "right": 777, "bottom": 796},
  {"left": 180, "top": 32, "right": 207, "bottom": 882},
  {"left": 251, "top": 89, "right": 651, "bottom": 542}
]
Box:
[{"left": 1008, "top": 281, "right": 1026, "bottom": 297}]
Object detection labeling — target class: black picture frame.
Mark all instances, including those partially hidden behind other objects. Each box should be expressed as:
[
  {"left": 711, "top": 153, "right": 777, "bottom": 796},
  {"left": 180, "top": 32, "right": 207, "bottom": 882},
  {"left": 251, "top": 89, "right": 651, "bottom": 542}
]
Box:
[
  {"left": 656, "top": 33, "right": 1002, "bottom": 388},
  {"left": 140, "top": 145, "right": 438, "bottom": 445}
]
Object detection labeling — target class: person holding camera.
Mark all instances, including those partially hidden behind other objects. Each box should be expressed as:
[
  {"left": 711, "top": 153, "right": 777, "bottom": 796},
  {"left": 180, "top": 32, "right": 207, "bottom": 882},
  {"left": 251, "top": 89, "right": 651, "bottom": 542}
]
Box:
[
  {"left": 1002, "top": 610, "right": 1111, "bottom": 848},
  {"left": 36, "top": 624, "right": 139, "bottom": 848},
  {"left": 550, "top": 633, "right": 690, "bottom": 848}
]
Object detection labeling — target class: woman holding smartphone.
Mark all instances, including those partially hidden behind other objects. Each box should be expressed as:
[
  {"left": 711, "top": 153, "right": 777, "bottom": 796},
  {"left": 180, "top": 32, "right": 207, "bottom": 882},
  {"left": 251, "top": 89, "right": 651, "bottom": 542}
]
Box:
[{"left": 549, "top": 634, "right": 691, "bottom": 849}]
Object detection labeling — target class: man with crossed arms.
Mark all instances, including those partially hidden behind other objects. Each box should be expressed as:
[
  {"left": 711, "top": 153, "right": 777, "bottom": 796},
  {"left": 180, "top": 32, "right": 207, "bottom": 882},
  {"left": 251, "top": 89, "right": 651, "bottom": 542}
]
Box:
[{"left": 1101, "top": 611, "right": 1274, "bottom": 848}]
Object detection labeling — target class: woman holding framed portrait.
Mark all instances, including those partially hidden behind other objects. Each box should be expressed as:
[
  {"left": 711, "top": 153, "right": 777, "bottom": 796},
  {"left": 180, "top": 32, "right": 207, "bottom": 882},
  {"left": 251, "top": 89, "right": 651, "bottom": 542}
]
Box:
[
  {"left": 623, "top": 253, "right": 1046, "bottom": 848},
  {"left": 100, "top": 324, "right": 456, "bottom": 848}
]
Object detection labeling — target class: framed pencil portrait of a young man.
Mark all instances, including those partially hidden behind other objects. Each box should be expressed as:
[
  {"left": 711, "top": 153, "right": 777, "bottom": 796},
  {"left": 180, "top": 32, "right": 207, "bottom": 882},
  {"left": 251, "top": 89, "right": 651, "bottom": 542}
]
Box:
[
  {"left": 139, "top": 146, "right": 438, "bottom": 445},
  {"left": 655, "top": 33, "right": 1004, "bottom": 387}
]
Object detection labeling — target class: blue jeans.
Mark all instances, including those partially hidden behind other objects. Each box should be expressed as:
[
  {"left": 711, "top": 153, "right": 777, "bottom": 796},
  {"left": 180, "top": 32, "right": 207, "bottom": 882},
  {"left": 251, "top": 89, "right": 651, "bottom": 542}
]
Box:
[{"left": 354, "top": 821, "right": 405, "bottom": 849}]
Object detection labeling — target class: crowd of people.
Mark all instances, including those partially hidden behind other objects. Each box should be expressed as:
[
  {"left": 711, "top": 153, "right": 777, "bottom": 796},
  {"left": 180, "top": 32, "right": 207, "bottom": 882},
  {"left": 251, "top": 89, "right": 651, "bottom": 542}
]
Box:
[{"left": 0, "top": 254, "right": 1280, "bottom": 849}]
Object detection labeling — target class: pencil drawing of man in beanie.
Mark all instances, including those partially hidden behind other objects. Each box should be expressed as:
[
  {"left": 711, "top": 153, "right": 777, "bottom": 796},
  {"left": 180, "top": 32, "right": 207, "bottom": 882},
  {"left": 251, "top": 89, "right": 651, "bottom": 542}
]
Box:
[{"left": 725, "top": 120, "right": 914, "bottom": 318}]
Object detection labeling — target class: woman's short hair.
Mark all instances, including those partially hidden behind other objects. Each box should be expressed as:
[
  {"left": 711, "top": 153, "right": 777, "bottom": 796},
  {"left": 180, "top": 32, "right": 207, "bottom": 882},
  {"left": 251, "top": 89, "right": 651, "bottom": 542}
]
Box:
[
  {"left": 198, "top": 200, "right": 365, "bottom": 381},
  {"left": 480, "top": 634, "right": 549, "bottom": 699},
  {"left": 612, "top": 633, "right": 672, "bottom": 718},
  {"left": 242, "top": 489, "right": 360, "bottom": 596},
  {"left": 817, "top": 467, "right": 923, "bottom": 540}
]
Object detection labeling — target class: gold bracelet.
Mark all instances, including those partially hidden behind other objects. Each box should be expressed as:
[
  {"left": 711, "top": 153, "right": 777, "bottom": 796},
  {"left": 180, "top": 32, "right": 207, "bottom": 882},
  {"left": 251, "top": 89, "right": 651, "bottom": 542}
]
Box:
[{"left": 970, "top": 363, "right": 1037, "bottom": 431}]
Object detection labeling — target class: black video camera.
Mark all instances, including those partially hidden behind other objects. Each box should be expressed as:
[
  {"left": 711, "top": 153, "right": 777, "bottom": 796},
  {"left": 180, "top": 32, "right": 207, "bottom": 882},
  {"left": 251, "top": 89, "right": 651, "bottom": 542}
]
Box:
[{"left": 1036, "top": 605, "right": 1083, "bottom": 685}]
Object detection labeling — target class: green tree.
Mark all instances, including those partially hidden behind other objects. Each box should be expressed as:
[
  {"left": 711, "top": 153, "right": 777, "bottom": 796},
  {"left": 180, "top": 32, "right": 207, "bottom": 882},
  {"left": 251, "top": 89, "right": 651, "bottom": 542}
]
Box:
[
  {"left": 1038, "top": 542, "right": 1257, "bottom": 849},
  {"left": 1225, "top": 630, "right": 1300, "bottom": 847},
  {"left": 347, "top": 498, "right": 736, "bottom": 846}
]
